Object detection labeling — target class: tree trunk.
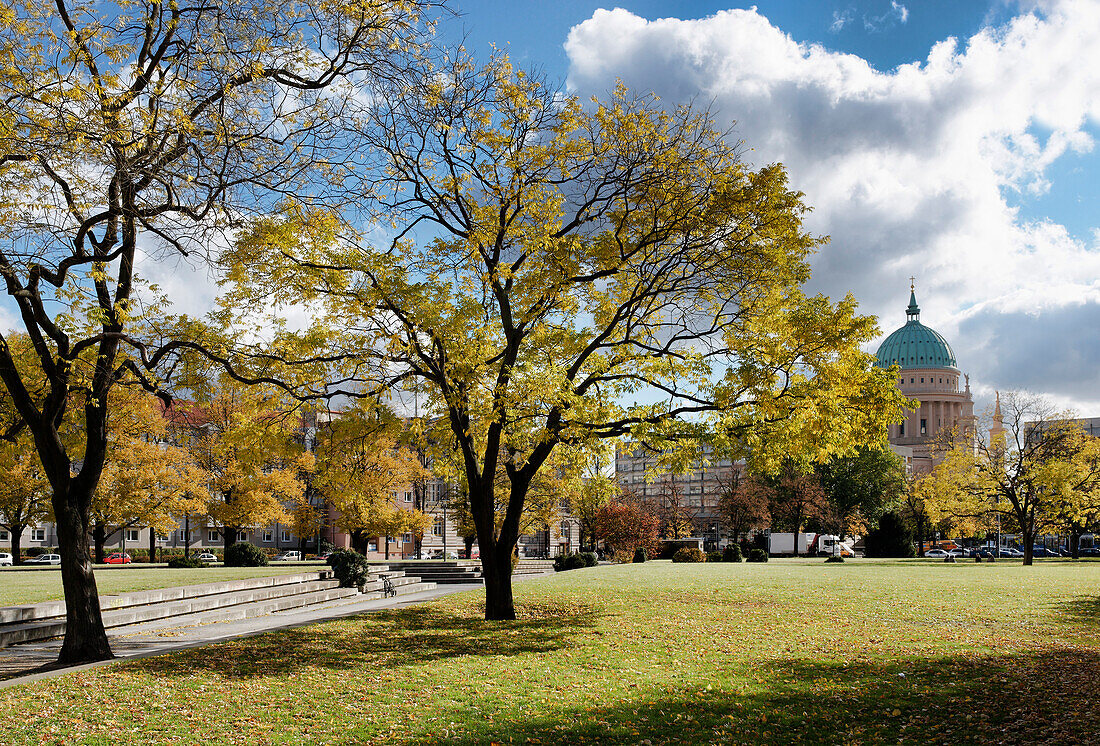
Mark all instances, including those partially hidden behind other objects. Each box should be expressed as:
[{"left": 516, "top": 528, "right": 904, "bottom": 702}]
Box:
[
  {"left": 1021, "top": 523, "right": 1034, "bottom": 566},
  {"left": 384, "top": 536, "right": 390, "bottom": 560},
  {"left": 54, "top": 496, "right": 113, "bottom": 664},
  {"left": 148, "top": 528, "right": 157, "bottom": 563},
  {"left": 1072, "top": 531, "right": 1080, "bottom": 559},
  {"left": 464, "top": 535, "right": 474, "bottom": 559},
  {"left": 482, "top": 542, "right": 516, "bottom": 620},
  {"left": 92, "top": 523, "right": 107, "bottom": 564},
  {"left": 9, "top": 524, "right": 23, "bottom": 566}
]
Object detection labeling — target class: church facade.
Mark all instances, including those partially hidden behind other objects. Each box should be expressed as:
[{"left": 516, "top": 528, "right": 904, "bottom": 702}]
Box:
[{"left": 875, "top": 286, "right": 976, "bottom": 475}]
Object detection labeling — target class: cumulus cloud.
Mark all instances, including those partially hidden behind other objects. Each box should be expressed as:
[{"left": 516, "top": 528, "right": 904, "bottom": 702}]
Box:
[{"left": 564, "top": 0, "right": 1100, "bottom": 409}]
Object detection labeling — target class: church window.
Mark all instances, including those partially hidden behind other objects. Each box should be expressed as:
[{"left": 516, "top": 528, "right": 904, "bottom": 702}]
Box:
[
  {"left": 920, "top": 378, "right": 924, "bottom": 383},
  {"left": 910, "top": 378, "right": 914, "bottom": 383},
  {"left": 920, "top": 419, "right": 927, "bottom": 435}
]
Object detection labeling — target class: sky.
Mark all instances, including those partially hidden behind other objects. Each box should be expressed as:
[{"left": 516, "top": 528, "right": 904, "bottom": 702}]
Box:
[
  {"left": 436, "top": 0, "right": 1100, "bottom": 418},
  {"left": 10, "top": 0, "right": 1096, "bottom": 420}
]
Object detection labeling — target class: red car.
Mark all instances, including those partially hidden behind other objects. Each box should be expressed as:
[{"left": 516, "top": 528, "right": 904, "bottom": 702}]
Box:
[{"left": 104, "top": 552, "right": 132, "bottom": 564}]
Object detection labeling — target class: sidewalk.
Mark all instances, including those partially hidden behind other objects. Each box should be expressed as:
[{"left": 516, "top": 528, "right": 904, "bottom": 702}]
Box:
[{"left": 0, "top": 580, "right": 488, "bottom": 689}]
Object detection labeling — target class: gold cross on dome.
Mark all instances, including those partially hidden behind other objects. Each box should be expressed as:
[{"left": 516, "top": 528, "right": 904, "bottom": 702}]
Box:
[{"left": 909, "top": 275, "right": 916, "bottom": 291}]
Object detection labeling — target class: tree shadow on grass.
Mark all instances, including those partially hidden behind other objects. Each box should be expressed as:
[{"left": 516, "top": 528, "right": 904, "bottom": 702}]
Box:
[
  {"left": 416, "top": 648, "right": 1100, "bottom": 745},
  {"left": 130, "top": 599, "right": 602, "bottom": 679},
  {"left": 1054, "top": 594, "right": 1100, "bottom": 628}
]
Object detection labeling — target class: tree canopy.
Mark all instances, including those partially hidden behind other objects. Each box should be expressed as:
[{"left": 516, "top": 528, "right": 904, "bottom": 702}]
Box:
[
  {"left": 226, "top": 54, "right": 907, "bottom": 619},
  {"left": 0, "top": 0, "right": 433, "bottom": 662}
]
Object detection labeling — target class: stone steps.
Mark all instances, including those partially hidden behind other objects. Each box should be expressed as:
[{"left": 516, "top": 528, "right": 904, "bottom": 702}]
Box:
[{"left": 0, "top": 568, "right": 435, "bottom": 649}]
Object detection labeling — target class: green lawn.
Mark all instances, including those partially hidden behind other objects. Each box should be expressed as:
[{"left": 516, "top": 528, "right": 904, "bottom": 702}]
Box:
[
  {"left": 3, "top": 558, "right": 1100, "bottom": 744},
  {"left": 0, "top": 565, "right": 322, "bottom": 606}
]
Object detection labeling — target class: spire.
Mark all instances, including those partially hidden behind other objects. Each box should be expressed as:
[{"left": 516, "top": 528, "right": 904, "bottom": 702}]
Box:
[
  {"left": 991, "top": 390, "right": 1006, "bottom": 445},
  {"left": 906, "top": 276, "right": 920, "bottom": 322}
]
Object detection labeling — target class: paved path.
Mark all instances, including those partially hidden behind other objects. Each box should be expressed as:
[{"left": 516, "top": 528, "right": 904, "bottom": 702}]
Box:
[{"left": 0, "top": 578, "right": 505, "bottom": 689}]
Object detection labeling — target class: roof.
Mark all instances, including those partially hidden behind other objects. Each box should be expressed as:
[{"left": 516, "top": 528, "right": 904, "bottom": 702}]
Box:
[{"left": 875, "top": 289, "right": 958, "bottom": 370}]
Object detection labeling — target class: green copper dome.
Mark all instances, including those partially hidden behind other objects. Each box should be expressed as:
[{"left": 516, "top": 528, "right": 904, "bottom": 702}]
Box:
[{"left": 875, "top": 290, "right": 958, "bottom": 370}]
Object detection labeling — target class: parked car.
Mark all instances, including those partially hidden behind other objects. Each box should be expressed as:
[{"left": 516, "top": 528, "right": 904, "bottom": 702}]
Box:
[
  {"left": 1031, "top": 546, "right": 1058, "bottom": 557},
  {"left": 1000, "top": 547, "right": 1025, "bottom": 558},
  {"left": 948, "top": 548, "right": 968, "bottom": 558},
  {"left": 196, "top": 552, "right": 217, "bottom": 563},
  {"left": 316, "top": 552, "right": 332, "bottom": 561},
  {"left": 26, "top": 553, "right": 61, "bottom": 565},
  {"left": 0, "top": 552, "right": 12, "bottom": 566},
  {"left": 104, "top": 552, "right": 132, "bottom": 564},
  {"left": 273, "top": 551, "right": 302, "bottom": 562},
  {"left": 924, "top": 549, "right": 950, "bottom": 558}
]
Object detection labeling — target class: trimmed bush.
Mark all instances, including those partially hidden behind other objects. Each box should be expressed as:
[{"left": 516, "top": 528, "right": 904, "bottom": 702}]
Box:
[
  {"left": 581, "top": 551, "right": 598, "bottom": 567},
  {"left": 672, "top": 547, "right": 706, "bottom": 563},
  {"left": 747, "top": 548, "right": 769, "bottom": 563},
  {"left": 632, "top": 547, "right": 648, "bottom": 563},
  {"left": 224, "top": 542, "right": 268, "bottom": 567},
  {"left": 167, "top": 555, "right": 205, "bottom": 569},
  {"left": 722, "top": 544, "right": 743, "bottom": 563},
  {"left": 706, "top": 551, "right": 723, "bottom": 563},
  {"left": 327, "top": 549, "right": 370, "bottom": 588},
  {"left": 824, "top": 556, "right": 845, "bottom": 563}
]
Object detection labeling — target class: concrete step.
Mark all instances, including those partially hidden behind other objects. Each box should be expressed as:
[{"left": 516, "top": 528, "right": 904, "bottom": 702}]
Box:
[
  {"left": 0, "top": 571, "right": 346, "bottom": 649},
  {"left": 0, "top": 571, "right": 335, "bottom": 626}
]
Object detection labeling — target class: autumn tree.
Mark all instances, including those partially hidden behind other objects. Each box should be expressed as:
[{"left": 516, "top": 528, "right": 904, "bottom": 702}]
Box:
[
  {"left": 921, "top": 393, "right": 1100, "bottom": 564},
  {"left": 91, "top": 388, "right": 206, "bottom": 562},
  {"left": 649, "top": 475, "right": 701, "bottom": 540},
  {"left": 593, "top": 493, "right": 662, "bottom": 562},
  {"left": 0, "top": 0, "right": 431, "bottom": 662},
  {"left": 716, "top": 471, "right": 771, "bottom": 543},
  {"left": 226, "top": 56, "right": 908, "bottom": 619},
  {"left": 0, "top": 435, "right": 50, "bottom": 565},
  {"left": 172, "top": 378, "right": 313, "bottom": 552},
  {"left": 313, "top": 407, "right": 427, "bottom": 554},
  {"left": 765, "top": 466, "right": 829, "bottom": 556}
]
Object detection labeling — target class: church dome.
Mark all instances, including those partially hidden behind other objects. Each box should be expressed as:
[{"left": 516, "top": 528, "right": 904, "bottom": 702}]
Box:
[{"left": 875, "top": 290, "right": 958, "bottom": 370}]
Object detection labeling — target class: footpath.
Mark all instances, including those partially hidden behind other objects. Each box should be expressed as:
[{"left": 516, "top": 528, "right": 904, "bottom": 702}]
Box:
[{"left": 0, "top": 565, "right": 552, "bottom": 690}]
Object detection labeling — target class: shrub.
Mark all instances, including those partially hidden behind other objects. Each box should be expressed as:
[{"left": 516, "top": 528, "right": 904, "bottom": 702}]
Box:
[
  {"left": 706, "top": 551, "right": 723, "bottom": 563},
  {"left": 632, "top": 547, "right": 648, "bottom": 563},
  {"left": 723, "top": 544, "right": 743, "bottom": 563},
  {"left": 327, "top": 549, "right": 370, "bottom": 588},
  {"left": 25, "top": 547, "right": 46, "bottom": 557},
  {"left": 672, "top": 547, "right": 706, "bottom": 563},
  {"left": 747, "top": 548, "right": 769, "bottom": 563},
  {"left": 581, "top": 551, "right": 598, "bottom": 567},
  {"left": 224, "top": 542, "right": 269, "bottom": 567},
  {"left": 613, "top": 549, "right": 634, "bottom": 564},
  {"left": 167, "top": 555, "right": 205, "bottom": 569},
  {"left": 824, "top": 556, "right": 845, "bottom": 563}
]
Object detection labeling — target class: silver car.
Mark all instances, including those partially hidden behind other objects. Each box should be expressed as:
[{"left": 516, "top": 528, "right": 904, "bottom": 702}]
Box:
[
  {"left": 27, "top": 553, "right": 61, "bottom": 565},
  {"left": 0, "top": 552, "right": 12, "bottom": 566}
]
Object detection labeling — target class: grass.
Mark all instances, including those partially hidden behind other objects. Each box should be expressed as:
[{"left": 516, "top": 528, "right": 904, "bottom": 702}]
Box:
[
  {"left": 3, "top": 558, "right": 1100, "bottom": 744},
  {"left": 0, "top": 565, "right": 321, "bottom": 606}
]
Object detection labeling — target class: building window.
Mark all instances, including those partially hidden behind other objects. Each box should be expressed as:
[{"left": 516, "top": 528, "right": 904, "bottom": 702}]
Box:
[
  {"left": 432, "top": 517, "right": 445, "bottom": 537},
  {"left": 32, "top": 528, "right": 45, "bottom": 542},
  {"left": 262, "top": 530, "right": 274, "bottom": 543},
  {"left": 402, "top": 532, "right": 413, "bottom": 543},
  {"left": 920, "top": 419, "right": 927, "bottom": 435},
  {"left": 910, "top": 378, "right": 914, "bottom": 383},
  {"left": 208, "top": 530, "right": 220, "bottom": 542},
  {"left": 0, "top": 530, "right": 8, "bottom": 540},
  {"left": 900, "top": 422, "right": 905, "bottom": 436},
  {"left": 920, "top": 377, "right": 924, "bottom": 383},
  {"left": 403, "top": 492, "right": 413, "bottom": 503},
  {"left": 125, "top": 529, "right": 140, "bottom": 542},
  {"left": 281, "top": 530, "right": 292, "bottom": 543},
  {"left": 368, "top": 541, "right": 377, "bottom": 551},
  {"left": 237, "top": 531, "right": 248, "bottom": 542}
]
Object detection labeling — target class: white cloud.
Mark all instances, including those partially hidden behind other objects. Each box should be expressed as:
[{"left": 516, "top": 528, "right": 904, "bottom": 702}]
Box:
[
  {"left": 831, "top": 8, "right": 855, "bottom": 33},
  {"left": 564, "top": 0, "right": 1100, "bottom": 409}
]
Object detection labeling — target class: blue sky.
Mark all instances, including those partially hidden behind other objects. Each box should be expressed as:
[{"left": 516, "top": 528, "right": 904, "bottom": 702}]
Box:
[{"left": 433, "top": 0, "right": 1100, "bottom": 416}]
